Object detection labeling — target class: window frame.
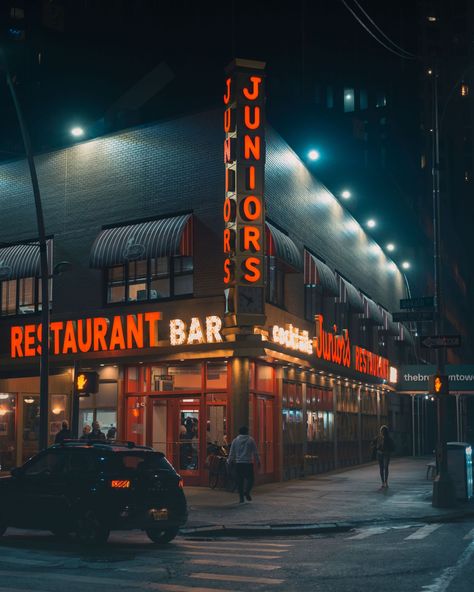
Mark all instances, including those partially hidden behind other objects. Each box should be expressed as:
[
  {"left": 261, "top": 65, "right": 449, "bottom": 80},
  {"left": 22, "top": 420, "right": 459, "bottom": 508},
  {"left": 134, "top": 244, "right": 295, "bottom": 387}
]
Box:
[
  {"left": 0, "top": 275, "right": 52, "bottom": 317},
  {"left": 105, "top": 255, "right": 193, "bottom": 305}
]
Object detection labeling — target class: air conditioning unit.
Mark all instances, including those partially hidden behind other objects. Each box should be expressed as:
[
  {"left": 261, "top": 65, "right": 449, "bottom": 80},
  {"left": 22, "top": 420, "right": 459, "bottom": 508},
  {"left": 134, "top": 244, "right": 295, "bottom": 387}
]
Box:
[
  {"left": 136, "top": 289, "right": 148, "bottom": 300},
  {"left": 156, "top": 379, "right": 174, "bottom": 392}
]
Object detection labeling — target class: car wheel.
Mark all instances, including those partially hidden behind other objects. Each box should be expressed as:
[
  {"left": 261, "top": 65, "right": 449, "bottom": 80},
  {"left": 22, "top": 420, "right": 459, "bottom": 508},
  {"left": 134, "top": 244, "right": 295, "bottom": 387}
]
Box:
[
  {"left": 75, "top": 511, "right": 110, "bottom": 545},
  {"left": 145, "top": 526, "right": 179, "bottom": 544}
]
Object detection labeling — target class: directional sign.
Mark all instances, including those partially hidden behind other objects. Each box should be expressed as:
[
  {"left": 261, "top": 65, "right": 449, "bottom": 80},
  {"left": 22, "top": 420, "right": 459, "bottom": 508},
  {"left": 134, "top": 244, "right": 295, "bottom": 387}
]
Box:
[
  {"left": 421, "top": 335, "right": 462, "bottom": 349},
  {"left": 400, "top": 296, "right": 435, "bottom": 310},
  {"left": 392, "top": 311, "right": 435, "bottom": 323}
]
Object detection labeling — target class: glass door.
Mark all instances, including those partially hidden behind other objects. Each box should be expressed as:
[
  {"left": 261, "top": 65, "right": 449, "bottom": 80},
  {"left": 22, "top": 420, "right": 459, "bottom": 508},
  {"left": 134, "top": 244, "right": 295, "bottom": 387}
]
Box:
[
  {"left": 21, "top": 395, "right": 40, "bottom": 465},
  {"left": 253, "top": 395, "right": 275, "bottom": 482}
]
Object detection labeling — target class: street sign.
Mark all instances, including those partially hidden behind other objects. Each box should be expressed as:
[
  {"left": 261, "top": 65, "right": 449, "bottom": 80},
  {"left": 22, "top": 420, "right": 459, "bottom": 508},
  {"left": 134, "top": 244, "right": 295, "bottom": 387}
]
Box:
[
  {"left": 392, "top": 311, "right": 435, "bottom": 323},
  {"left": 421, "top": 335, "right": 461, "bottom": 349},
  {"left": 400, "top": 296, "right": 435, "bottom": 310}
]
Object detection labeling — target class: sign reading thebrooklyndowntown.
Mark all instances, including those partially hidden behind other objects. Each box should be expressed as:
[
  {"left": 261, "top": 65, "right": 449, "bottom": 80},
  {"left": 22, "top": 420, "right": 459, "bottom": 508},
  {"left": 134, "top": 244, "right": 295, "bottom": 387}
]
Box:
[
  {"left": 8, "top": 312, "right": 224, "bottom": 359},
  {"left": 398, "top": 365, "right": 474, "bottom": 392},
  {"left": 271, "top": 315, "right": 393, "bottom": 382},
  {"left": 223, "top": 59, "right": 266, "bottom": 315}
]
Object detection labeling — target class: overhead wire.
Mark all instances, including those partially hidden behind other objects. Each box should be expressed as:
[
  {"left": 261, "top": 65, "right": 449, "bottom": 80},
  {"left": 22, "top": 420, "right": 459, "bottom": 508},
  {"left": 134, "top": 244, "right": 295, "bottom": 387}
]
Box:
[
  {"left": 351, "top": 0, "right": 417, "bottom": 58},
  {"left": 340, "top": 0, "right": 417, "bottom": 60}
]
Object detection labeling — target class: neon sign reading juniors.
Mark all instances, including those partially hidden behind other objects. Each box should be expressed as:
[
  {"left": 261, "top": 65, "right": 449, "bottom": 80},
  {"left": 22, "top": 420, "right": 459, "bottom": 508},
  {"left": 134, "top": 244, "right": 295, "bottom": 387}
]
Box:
[
  {"left": 271, "top": 315, "right": 391, "bottom": 381},
  {"left": 223, "top": 59, "right": 265, "bottom": 289}
]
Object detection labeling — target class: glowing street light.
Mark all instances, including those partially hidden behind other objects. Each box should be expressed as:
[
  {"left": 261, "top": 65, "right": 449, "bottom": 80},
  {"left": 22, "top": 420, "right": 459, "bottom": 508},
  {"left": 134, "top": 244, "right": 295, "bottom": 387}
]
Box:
[
  {"left": 386, "top": 243, "right": 395, "bottom": 252},
  {"left": 341, "top": 190, "right": 351, "bottom": 199},
  {"left": 366, "top": 219, "right": 376, "bottom": 228},
  {"left": 308, "top": 149, "right": 321, "bottom": 161},
  {"left": 401, "top": 261, "right": 411, "bottom": 270},
  {"left": 70, "top": 126, "right": 84, "bottom": 138}
]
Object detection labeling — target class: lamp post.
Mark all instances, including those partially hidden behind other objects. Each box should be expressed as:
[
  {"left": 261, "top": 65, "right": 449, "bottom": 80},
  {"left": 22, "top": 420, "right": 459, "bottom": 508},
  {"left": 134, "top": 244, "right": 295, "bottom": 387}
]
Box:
[
  {"left": 0, "top": 49, "right": 50, "bottom": 451},
  {"left": 431, "top": 65, "right": 455, "bottom": 508}
]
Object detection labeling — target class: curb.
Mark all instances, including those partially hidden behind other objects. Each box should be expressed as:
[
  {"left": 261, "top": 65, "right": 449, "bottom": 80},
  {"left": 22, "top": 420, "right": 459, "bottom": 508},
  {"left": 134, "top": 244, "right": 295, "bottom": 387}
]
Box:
[{"left": 180, "top": 508, "right": 474, "bottom": 538}]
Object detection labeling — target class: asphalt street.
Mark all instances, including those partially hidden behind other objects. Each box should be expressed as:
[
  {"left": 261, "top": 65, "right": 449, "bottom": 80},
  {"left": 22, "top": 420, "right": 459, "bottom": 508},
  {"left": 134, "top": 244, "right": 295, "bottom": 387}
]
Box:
[{"left": 0, "top": 519, "right": 473, "bottom": 592}]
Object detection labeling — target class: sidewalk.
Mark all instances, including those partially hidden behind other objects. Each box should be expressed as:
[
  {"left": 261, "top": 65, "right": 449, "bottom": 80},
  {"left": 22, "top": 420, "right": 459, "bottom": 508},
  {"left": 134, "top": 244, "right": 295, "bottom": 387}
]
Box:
[{"left": 183, "top": 457, "right": 474, "bottom": 536}]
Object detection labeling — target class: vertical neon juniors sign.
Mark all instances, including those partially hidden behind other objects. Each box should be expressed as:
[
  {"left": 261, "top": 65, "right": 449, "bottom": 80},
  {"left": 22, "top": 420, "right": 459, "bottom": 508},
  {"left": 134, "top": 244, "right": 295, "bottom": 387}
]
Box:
[{"left": 223, "top": 59, "right": 266, "bottom": 316}]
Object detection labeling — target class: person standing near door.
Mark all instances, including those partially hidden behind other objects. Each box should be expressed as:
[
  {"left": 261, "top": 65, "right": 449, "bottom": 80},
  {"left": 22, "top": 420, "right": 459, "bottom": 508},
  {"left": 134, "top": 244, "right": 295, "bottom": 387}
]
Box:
[{"left": 227, "top": 426, "right": 260, "bottom": 503}]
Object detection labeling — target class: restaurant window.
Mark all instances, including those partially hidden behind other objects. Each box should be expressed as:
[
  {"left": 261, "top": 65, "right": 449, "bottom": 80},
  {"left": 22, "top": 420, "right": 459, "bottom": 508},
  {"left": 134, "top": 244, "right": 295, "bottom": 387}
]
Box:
[
  {"left": 106, "top": 255, "right": 193, "bottom": 303},
  {"left": 266, "top": 255, "right": 284, "bottom": 307},
  {"left": 344, "top": 87, "right": 355, "bottom": 112},
  {"left": 0, "top": 276, "right": 51, "bottom": 316}
]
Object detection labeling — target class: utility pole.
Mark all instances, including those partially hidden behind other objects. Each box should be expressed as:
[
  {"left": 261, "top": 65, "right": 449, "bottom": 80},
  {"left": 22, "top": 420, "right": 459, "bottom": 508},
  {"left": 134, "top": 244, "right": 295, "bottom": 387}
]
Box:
[
  {"left": 431, "top": 65, "right": 455, "bottom": 508},
  {"left": 0, "top": 49, "right": 50, "bottom": 452}
]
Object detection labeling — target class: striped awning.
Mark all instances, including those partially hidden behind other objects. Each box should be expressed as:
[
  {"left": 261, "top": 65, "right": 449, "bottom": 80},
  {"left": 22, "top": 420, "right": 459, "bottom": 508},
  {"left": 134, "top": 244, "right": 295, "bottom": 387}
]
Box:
[
  {"left": 266, "top": 222, "right": 302, "bottom": 271},
  {"left": 397, "top": 323, "right": 415, "bottom": 347},
  {"left": 0, "top": 243, "right": 40, "bottom": 280},
  {"left": 382, "top": 310, "right": 400, "bottom": 336},
  {"left": 340, "top": 278, "right": 364, "bottom": 313},
  {"left": 304, "top": 250, "right": 339, "bottom": 296},
  {"left": 362, "top": 296, "right": 384, "bottom": 326},
  {"left": 90, "top": 214, "right": 192, "bottom": 268}
]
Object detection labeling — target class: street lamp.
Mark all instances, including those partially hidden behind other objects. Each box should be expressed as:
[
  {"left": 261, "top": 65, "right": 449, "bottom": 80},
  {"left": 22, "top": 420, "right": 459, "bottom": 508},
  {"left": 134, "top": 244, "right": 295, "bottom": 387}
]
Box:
[
  {"left": 70, "top": 126, "right": 84, "bottom": 138},
  {"left": 366, "top": 219, "right": 376, "bottom": 228},
  {"left": 386, "top": 243, "right": 395, "bottom": 252},
  {"left": 341, "top": 190, "right": 351, "bottom": 199},
  {"left": 308, "top": 149, "right": 321, "bottom": 161},
  {"left": 0, "top": 49, "right": 50, "bottom": 451},
  {"left": 401, "top": 261, "right": 410, "bottom": 270}
]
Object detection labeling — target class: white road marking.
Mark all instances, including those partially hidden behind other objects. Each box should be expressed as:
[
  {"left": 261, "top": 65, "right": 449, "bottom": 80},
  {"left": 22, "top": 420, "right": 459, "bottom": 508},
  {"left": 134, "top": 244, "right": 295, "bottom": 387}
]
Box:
[
  {"left": 420, "top": 540, "right": 474, "bottom": 592},
  {"left": 463, "top": 527, "right": 474, "bottom": 540},
  {"left": 190, "top": 572, "right": 285, "bottom": 585},
  {"left": 157, "top": 585, "right": 232, "bottom": 592},
  {"left": 179, "top": 542, "right": 287, "bottom": 553},
  {"left": 178, "top": 550, "right": 280, "bottom": 559},
  {"left": 347, "top": 527, "right": 389, "bottom": 540},
  {"left": 189, "top": 540, "right": 291, "bottom": 548},
  {"left": 405, "top": 524, "right": 442, "bottom": 540},
  {"left": 190, "top": 558, "right": 282, "bottom": 570}
]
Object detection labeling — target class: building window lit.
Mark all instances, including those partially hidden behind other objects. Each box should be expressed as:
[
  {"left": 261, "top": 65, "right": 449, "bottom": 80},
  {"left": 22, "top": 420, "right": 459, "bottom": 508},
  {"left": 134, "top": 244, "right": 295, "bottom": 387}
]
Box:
[
  {"left": 421, "top": 154, "right": 426, "bottom": 169},
  {"left": 359, "top": 89, "right": 368, "bottom": 110},
  {"left": 106, "top": 256, "right": 193, "bottom": 304},
  {"left": 344, "top": 87, "right": 355, "bottom": 113},
  {"left": 465, "top": 171, "right": 470, "bottom": 182},
  {"left": 461, "top": 83, "right": 469, "bottom": 97},
  {"left": 0, "top": 276, "right": 52, "bottom": 316},
  {"left": 427, "top": 15, "right": 437, "bottom": 22},
  {"left": 265, "top": 256, "right": 284, "bottom": 307}
]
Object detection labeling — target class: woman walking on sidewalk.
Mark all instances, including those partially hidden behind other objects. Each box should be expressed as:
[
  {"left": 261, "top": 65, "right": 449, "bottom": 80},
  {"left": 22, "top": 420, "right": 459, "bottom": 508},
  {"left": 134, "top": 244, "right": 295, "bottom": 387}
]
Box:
[{"left": 373, "top": 425, "right": 395, "bottom": 489}]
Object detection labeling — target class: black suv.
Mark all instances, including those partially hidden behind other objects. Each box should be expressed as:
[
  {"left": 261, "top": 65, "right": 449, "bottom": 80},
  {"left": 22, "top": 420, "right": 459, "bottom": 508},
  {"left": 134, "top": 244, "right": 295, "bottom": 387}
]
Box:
[{"left": 0, "top": 441, "right": 187, "bottom": 544}]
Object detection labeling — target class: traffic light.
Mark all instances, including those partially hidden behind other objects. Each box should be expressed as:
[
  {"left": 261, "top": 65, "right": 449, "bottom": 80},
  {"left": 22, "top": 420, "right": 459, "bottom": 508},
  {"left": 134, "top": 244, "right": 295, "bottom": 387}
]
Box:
[
  {"left": 429, "top": 374, "right": 449, "bottom": 395},
  {"left": 74, "top": 371, "right": 99, "bottom": 396}
]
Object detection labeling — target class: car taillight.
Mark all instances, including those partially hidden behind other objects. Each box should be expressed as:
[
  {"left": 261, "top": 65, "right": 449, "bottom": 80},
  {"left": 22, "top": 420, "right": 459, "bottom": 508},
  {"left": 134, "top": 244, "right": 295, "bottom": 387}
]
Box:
[
  {"left": 111, "top": 479, "right": 131, "bottom": 489},
  {"left": 178, "top": 478, "right": 184, "bottom": 489}
]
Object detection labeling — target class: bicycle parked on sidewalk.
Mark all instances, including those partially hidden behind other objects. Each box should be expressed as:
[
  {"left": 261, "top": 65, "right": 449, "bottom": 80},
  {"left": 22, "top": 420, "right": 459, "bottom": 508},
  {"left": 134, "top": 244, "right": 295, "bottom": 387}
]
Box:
[{"left": 207, "top": 442, "right": 236, "bottom": 492}]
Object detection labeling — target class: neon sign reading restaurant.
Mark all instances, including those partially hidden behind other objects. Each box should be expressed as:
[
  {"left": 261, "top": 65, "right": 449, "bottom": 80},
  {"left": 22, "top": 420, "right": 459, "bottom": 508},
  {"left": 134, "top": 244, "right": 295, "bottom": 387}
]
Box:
[
  {"left": 271, "top": 315, "right": 392, "bottom": 381},
  {"left": 9, "top": 313, "right": 223, "bottom": 358}
]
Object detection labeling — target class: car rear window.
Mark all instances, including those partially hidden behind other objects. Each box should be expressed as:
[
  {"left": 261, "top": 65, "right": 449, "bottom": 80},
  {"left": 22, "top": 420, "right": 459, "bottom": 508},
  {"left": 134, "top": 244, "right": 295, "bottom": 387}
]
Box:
[{"left": 111, "top": 452, "right": 174, "bottom": 473}]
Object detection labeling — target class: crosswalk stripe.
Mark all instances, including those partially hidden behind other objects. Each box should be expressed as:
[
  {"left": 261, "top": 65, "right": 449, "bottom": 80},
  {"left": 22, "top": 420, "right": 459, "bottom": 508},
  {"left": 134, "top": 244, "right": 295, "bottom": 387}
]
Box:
[
  {"left": 178, "top": 550, "right": 280, "bottom": 559},
  {"left": 463, "top": 527, "right": 474, "bottom": 540},
  {"left": 156, "top": 585, "right": 232, "bottom": 592},
  {"left": 179, "top": 543, "right": 287, "bottom": 553},
  {"left": 190, "top": 559, "right": 282, "bottom": 571},
  {"left": 187, "top": 540, "right": 291, "bottom": 548},
  {"left": 405, "top": 524, "right": 442, "bottom": 540},
  {"left": 190, "top": 572, "right": 285, "bottom": 585},
  {"left": 347, "top": 527, "right": 388, "bottom": 540}
]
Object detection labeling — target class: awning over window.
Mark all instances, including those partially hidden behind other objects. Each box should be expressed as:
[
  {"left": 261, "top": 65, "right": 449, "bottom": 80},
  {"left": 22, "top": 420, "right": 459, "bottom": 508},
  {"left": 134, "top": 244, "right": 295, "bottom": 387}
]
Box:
[
  {"left": 383, "top": 310, "right": 400, "bottom": 336},
  {"left": 0, "top": 243, "right": 40, "bottom": 280},
  {"left": 266, "top": 222, "right": 302, "bottom": 271},
  {"left": 90, "top": 214, "right": 192, "bottom": 268},
  {"left": 362, "top": 296, "right": 384, "bottom": 326},
  {"left": 397, "top": 323, "right": 415, "bottom": 347},
  {"left": 304, "top": 250, "right": 339, "bottom": 296},
  {"left": 340, "top": 278, "right": 364, "bottom": 313}
]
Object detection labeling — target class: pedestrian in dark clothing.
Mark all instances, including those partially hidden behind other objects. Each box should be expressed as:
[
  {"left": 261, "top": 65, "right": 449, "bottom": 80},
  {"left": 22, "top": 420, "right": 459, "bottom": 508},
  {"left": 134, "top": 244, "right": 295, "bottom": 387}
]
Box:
[
  {"left": 89, "top": 421, "right": 106, "bottom": 440},
  {"left": 55, "top": 420, "right": 72, "bottom": 444},
  {"left": 372, "top": 425, "right": 395, "bottom": 489},
  {"left": 80, "top": 424, "right": 91, "bottom": 440},
  {"left": 106, "top": 427, "right": 117, "bottom": 441},
  {"left": 227, "top": 426, "right": 260, "bottom": 503}
]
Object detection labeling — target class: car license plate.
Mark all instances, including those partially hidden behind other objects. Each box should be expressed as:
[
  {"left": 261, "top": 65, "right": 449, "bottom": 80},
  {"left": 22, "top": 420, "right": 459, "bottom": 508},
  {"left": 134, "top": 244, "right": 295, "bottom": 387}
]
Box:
[{"left": 149, "top": 508, "right": 168, "bottom": 521}]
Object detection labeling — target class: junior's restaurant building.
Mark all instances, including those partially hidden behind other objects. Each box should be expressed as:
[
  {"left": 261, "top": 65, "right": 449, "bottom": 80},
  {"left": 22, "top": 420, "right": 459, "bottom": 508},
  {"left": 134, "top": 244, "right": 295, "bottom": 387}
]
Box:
[{"left": 0, "top": 60, "right": 415, "bottom": 484}]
